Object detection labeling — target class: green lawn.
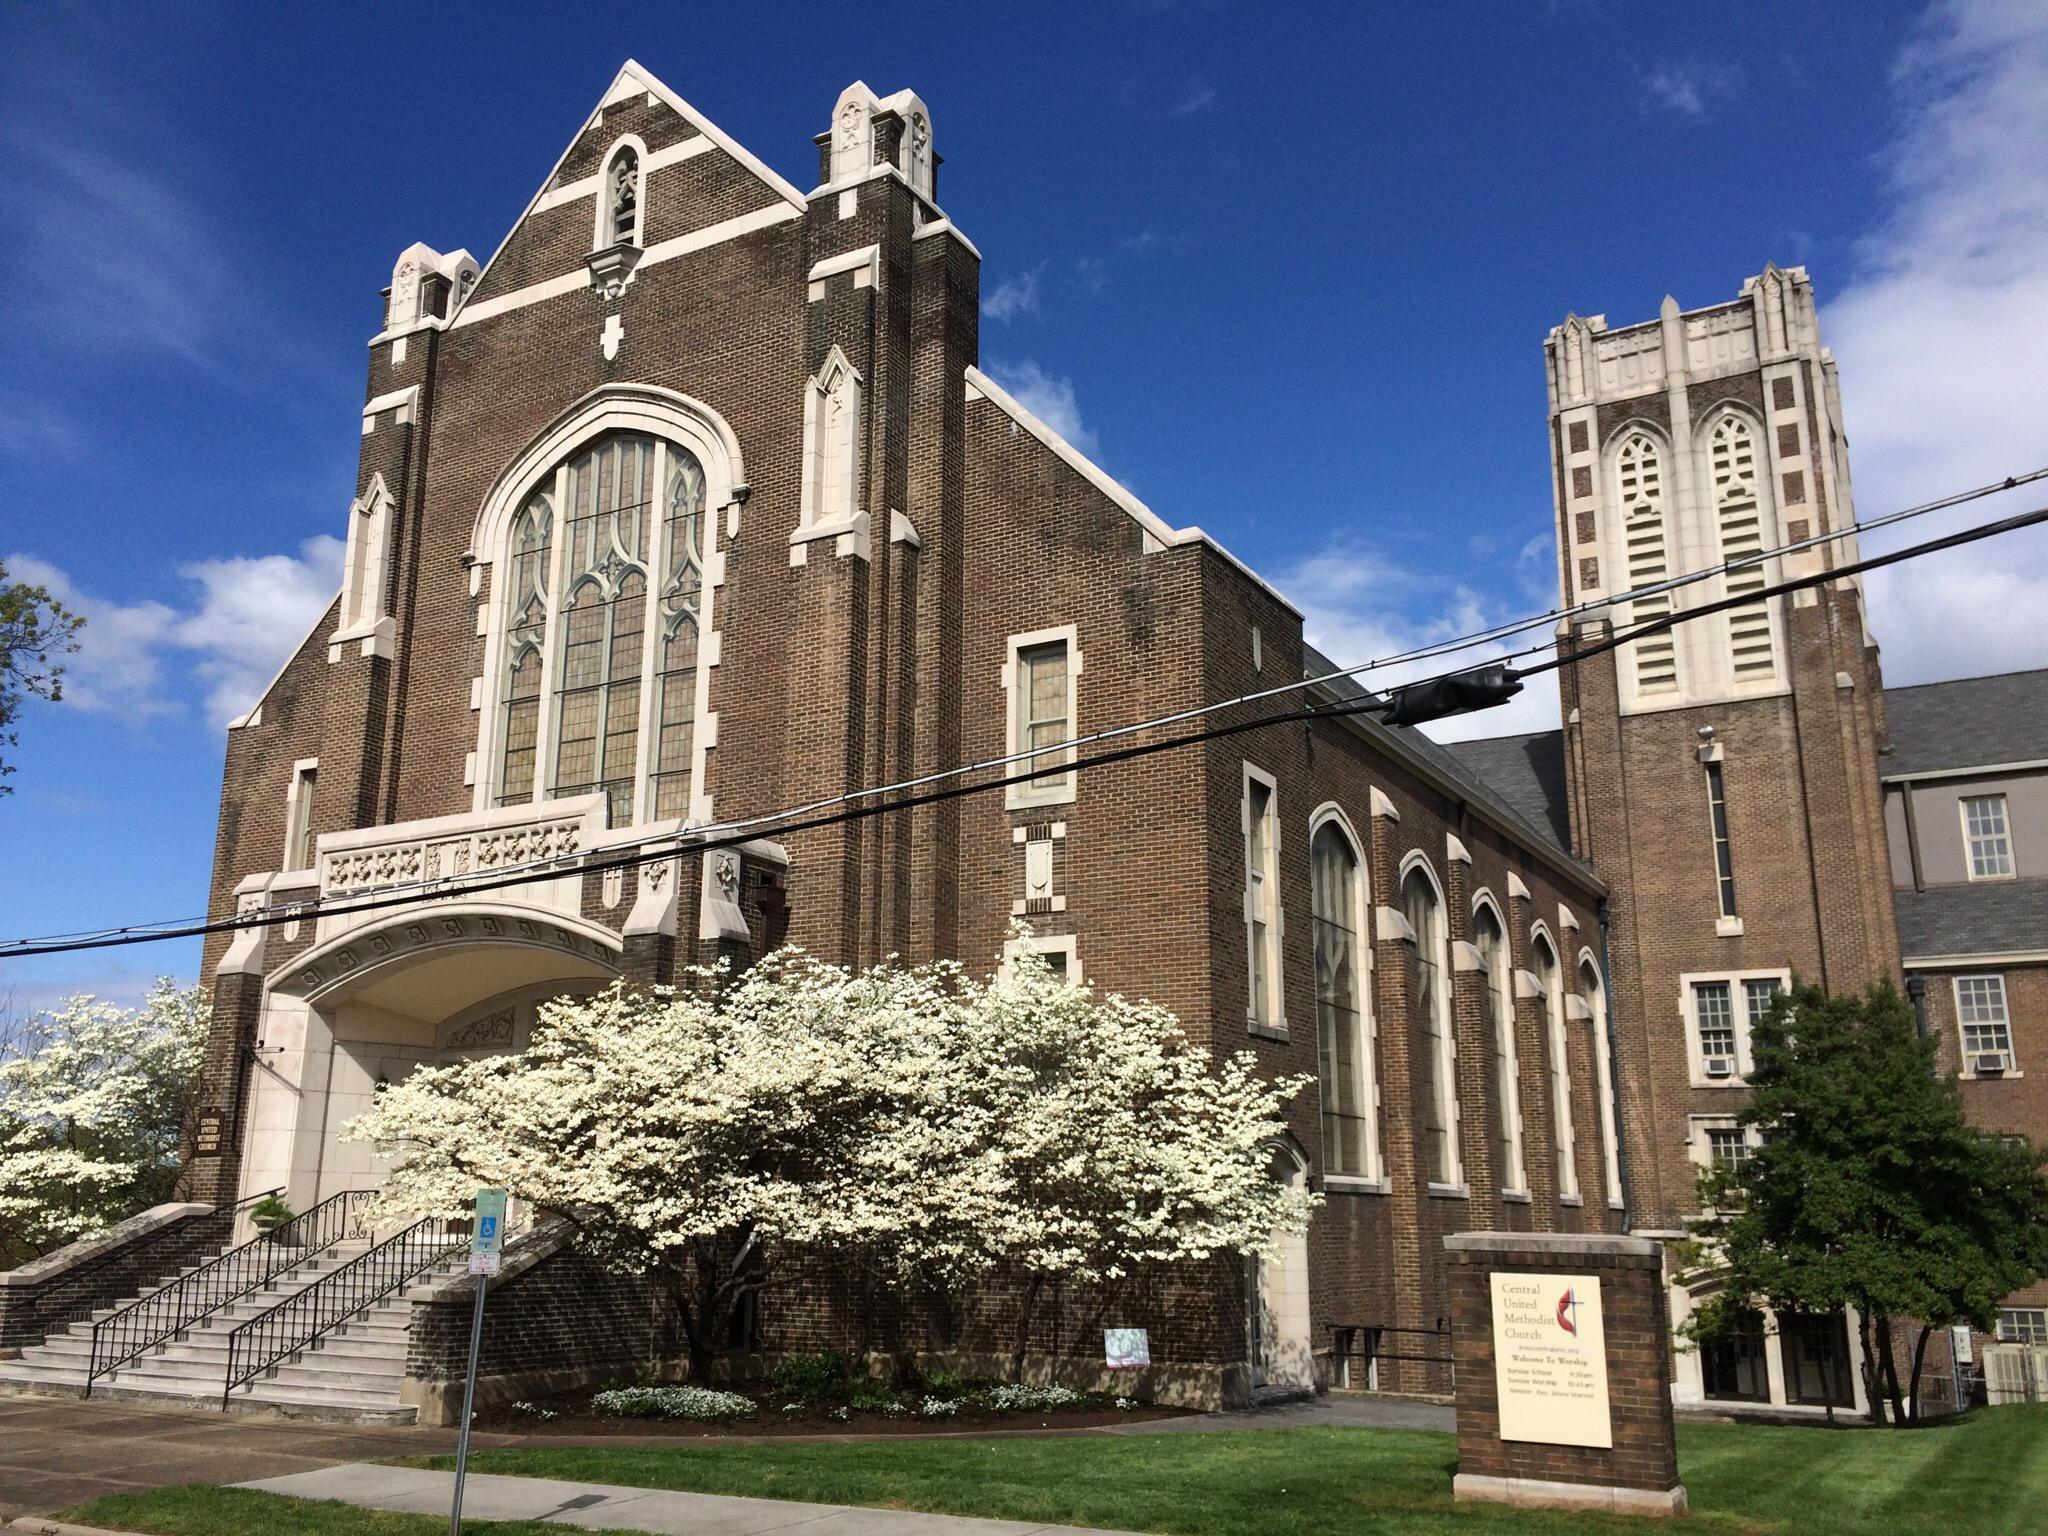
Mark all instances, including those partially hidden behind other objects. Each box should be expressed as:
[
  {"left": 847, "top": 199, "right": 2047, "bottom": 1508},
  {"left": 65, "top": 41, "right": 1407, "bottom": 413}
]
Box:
[
  {"left": 54, "top": 1484, "right": 651, "bottom": 1536},
  {"left": 63, "top": 1408, "right": 2048, "bottom": 1536}
]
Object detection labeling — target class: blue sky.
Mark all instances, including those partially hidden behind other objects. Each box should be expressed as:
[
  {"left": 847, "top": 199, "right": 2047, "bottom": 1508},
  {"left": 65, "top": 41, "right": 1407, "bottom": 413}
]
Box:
[{"left": 3, "top": 1, "right": 2045, "bottom": 1009}]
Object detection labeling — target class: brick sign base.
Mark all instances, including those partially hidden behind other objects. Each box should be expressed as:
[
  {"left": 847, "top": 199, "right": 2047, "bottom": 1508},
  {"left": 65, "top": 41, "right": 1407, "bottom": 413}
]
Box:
[{"left": 1445, "top": 1231, "right": 1687, "bottom": 1518}]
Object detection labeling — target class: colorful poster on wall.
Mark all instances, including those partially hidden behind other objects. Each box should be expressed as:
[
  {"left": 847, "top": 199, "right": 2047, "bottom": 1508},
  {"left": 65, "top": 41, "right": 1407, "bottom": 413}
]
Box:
[
  {"left": 1489, "top": 1272, "right": 1613, "bottom": 1449},
  {"left": 1104, "top": 1328, "right": 1151, "bottom": 1369}
]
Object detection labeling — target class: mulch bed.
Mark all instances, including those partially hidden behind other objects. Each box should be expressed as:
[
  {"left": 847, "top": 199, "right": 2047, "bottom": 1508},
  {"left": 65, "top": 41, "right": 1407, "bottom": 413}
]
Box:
[{"left": 475, "top": 1386, "right": 1194, "bottom": 1438}]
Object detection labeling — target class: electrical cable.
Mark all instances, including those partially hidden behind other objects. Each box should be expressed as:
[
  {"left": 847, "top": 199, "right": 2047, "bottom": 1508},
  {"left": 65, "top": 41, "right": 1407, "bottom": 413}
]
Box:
[{"left": 7, "top": 496, "right": 2045, "bottom": 961}]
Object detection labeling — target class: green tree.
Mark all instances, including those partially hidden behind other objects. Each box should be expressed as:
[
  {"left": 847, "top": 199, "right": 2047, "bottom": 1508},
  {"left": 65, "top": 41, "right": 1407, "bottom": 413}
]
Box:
[
  {"left": 1681, "top": 980, "right": 2048, "bottom": 1424},
  {"left": 0, "top": 981, "right": 209, "bottom": 1268},
  {"left": 0, "top": 557, "right": 84, "bottom": 794}
]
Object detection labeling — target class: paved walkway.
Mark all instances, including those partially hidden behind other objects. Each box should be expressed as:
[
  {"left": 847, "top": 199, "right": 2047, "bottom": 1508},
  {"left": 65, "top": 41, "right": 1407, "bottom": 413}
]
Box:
[{"left": 242, "top": 1465, "right": 1152, "bottom": 1535}]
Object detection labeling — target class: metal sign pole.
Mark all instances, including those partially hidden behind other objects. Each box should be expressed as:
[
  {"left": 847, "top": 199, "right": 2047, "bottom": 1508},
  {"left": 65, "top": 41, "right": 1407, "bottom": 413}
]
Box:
[{"left": 450, "top": 1187, "right": 507, "bottom": 1536}]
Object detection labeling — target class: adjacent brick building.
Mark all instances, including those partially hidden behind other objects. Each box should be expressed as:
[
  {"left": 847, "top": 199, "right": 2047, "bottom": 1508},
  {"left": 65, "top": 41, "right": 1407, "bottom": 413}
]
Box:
[
  {"left": 1448, "top": 273, "right": 2048, "bottom": 1416},
  {"left": 168, "top": 62, "right": 1632, "bottom": 1407}
]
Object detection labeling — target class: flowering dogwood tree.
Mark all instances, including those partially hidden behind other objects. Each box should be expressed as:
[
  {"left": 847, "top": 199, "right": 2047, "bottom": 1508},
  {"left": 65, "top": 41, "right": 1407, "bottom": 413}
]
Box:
[
  {"left": 348, "top": 942, "right": 1316, "bottom": 1382},
  {"left": 347, "top": 953, "right": 962, "bottom": 1378},
  {"left": 0, "top": 980, "right": 208, "bottom": 1266}
]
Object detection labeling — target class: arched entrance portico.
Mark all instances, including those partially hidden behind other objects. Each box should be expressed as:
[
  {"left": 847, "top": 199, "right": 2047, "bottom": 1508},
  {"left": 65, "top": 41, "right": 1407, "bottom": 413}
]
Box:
[{"left": 237, "top": 902, "right": 623, "bottom": 1214}]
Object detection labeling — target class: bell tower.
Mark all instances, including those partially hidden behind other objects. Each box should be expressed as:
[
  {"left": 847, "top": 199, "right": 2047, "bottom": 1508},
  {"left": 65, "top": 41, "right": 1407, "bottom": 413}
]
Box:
[{"left": 1544, "top": 267, "right": 1901, "bottom": 1236}]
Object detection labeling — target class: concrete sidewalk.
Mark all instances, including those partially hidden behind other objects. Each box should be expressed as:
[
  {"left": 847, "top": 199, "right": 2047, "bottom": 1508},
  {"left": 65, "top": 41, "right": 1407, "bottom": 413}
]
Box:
[{"left": 240, "top": 1464, "right": 1151, "bottom": 1535}]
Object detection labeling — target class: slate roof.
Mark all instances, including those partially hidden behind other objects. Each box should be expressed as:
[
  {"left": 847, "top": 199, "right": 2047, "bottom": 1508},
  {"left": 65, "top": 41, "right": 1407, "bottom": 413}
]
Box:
[
  {"left": 1894, "top": 878, "right": 2048, "bottom": 960},
  {"left": 1301, "top": 648, "right": 1583, "bottom": 867},
  {"left": 1881, "top": 668, "right": 2048, "bottom": 778},
  {"left": 1437, "top": 730, "right": 1572, "bottom": 853}
]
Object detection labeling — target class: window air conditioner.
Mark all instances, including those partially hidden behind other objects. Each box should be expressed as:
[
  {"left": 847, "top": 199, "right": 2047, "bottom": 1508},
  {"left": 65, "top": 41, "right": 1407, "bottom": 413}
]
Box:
[
  {"left": 1702, "top": 1055, "right": 1736, "bottom": 1079},
  {"left": 1969, "top": 1050, "right": 2012, "bottom": 1077}
]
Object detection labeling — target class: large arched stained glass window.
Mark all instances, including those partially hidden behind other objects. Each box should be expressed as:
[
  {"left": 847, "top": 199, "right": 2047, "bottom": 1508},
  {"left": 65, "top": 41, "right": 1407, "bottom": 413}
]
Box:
[{"left": 494, "top": 431, "right": 708, "bottom": 827}]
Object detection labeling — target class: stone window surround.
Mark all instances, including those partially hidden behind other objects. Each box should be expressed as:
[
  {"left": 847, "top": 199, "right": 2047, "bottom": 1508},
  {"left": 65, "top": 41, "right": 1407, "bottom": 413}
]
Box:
[
  {"left": 1529, "top": 924, "right": 1578, "bottom": 1204},
  {"left": 1400, "top": 850, "right": 1465, "bottom": 1196},
  {"left": 1468, "top": 890, "right": 1529, "bottom": 1201},
  {"left": 284, "top": 758, "right": 320, "bottom": 874},
  {"left": 1241, "top": 761, "right": 1286, "bottom": 1039},
  {"left": 594, "top": 134, "right": 648, "bottom": 253},
  {"left": 1680, "top": 967, "right": 1791, "bottom": 1087},
  {"left": 1309, "top": 802, "right": 1385, "bottom": 1191},
  {"left": 466, "top": 386, "right": 741, "bottom": 831},
  {"left": 1003, "top": 625, "right": 1081, "bottom": 811},
  {"left": 1002, "top": 931, "right": 1080, "bottom": 988},
  {"left": 1573, "top": 948, "right": 1626, "bottom": 1210}
]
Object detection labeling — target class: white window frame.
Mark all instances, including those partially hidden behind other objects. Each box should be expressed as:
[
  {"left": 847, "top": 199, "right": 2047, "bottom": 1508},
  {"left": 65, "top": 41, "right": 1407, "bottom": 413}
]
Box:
[
  {"left": 1533, "top": 927, "right": 1577, "bottom": 1203},
  {"left": 1954, "top": 974, "right": 2019, "bottom": 1078},
  {"left": 1682, "top": 968, "right": 1791, "bottom": 1086},
  {"left": 1577, "top": 950, "right": 1625, "bottom": 1210},
  {"left": 1310, "top": 804, "right": 1382, "bottom": 1188},
  {"left": 1961, "top": 794, "right": 2015, "bottom": 881},
  {"left": 1003, "top": 625, "right": 1081, "bottom": 810},
  {"left": 594, "top": 134, "right": 648, "bottom": 251},
  {"left": 1688, "top": 1114, "right": 1763, "bottom": 1179},
  {"left": 332, "top": 474, "right": 396, "bottom": 657},
  {"left": 1472, "top": 893, "right": 1528, "bottom": 1200},
  {"left": 1403, "top": 853, "right": 1463, "bottom": 1193},
  {"left": 1242, "top": 762, "right": 1285, "bottom": 1035},
  {"left": 1002, "top": 932, "right": 1080, "bottom": 988},
  {"left": 284, "top": 758, "right": 320, "bottom": 873},
  {"left": 1996, "top": 1308, "right": 2048, "bottom": 1343}
]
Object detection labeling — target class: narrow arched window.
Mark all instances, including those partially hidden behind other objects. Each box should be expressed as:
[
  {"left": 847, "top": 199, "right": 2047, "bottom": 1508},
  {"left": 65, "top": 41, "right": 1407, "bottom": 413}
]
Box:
[
  {"left": 1474, "top": 905, "right": 1526, "bottom": 1194},
  {"left": 607, "top": 148, "right": 640, "bottom": 247},
  {"left": 1580, "top": 958, "right": 1623, "bottom": 1208},
  {"left": 1615, "top": 432, "right": 1678, "bottom": 696},
  {"left": 651, "top": 451, "right": 706, "bottom": 820},
  {"left": 1312, "top": 822, "right": 1376, "bottom": 1180},
  {"left": 497, "top": 494, "right": 553, "bottom": 805},
  {"left": 1710, "top": 416, "right": 1776, "bottom": 681},
  {"left": 1403, "top": 866, "right": 1459, "bottom": 1186},
  {"left": 1534, "top": 935, "right": 1578, "bottom": 1200}
]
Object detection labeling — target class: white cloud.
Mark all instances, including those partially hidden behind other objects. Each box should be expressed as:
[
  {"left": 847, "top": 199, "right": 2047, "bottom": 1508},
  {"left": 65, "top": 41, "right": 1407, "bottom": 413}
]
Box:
[
  {"left": 984, "top": 360, "right": 1101, "bottom": 458},
  {"left": 1169, "top": 77, "right": 1218, "bottom": 116},
  {"left": 1824, "top": 0, "right": 2048, "bottom": 685},
  {"left": 6, "top": 537, "right": 343, "bottom": 728},
  {"left": 1640, "top": 60, "right": 1738, "bottom": 118},
  {"left": 982, "top": 267, "right": 1042, "bottom": 322},
  {"left": 1275, "top": 541, "right": 1563, "bottom": 744}
]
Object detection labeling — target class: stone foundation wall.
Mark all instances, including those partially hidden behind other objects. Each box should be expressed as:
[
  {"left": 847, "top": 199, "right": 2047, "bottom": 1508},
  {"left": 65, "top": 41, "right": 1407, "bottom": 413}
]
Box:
[{"left": 0, "top": 1203, "right": 233, "bottom": 1353}]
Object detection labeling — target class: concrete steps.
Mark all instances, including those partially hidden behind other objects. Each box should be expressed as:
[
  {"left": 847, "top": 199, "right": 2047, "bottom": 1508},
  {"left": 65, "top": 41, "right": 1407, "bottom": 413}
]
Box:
[{"left": 0, "top": 1234, "right": 463, "bottom": 1424}]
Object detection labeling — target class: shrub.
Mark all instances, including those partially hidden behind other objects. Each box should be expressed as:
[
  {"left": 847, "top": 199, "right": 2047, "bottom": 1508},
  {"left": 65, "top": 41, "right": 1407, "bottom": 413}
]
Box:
[
  {"left": 982, "top": 1383, "right": 1085, "bottom": 1412},
  {"left": 920, "top": 1397, "right": 965, "bottom": 1418},
  {"left": 768, "top": 1351, "right": 859, "bottom": 1402},
  {"left": 509, "top": 1400, "right": 559, "bottom": 1421},
  {"left": 590, "top": 1385, "right": 753, "bottom": 1421}
]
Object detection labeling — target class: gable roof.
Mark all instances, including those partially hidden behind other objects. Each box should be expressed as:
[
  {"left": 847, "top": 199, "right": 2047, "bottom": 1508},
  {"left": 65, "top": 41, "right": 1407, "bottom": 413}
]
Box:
[
  {"left": 1895, "top": 878, "right": 2048, "bottom": 961},
  {"left": 1437, "top": 729, "right": 1572, "bottom": 853},
  {"left": 1881, "top": 667, "right": 2048, "bottom": 778}
]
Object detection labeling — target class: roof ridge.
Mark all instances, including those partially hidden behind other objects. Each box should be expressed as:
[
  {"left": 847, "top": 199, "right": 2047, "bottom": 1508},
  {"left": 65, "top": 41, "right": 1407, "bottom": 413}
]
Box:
[{"left": 1885, "top": 665, "right": 2048, "bottom": 693}]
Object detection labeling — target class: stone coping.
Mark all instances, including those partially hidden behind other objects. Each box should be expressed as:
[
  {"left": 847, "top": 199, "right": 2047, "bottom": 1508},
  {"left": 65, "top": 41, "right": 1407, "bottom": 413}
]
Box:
[
  {"left": 0, "top": 1204, "right": 211, "bottom": 1288},
  {"left": 1454, "top": 1472, "right": 1688, "bottom": 1517},
  {"left": 1442, "top": 1230, "right": 1663, "bottom": 1260}
]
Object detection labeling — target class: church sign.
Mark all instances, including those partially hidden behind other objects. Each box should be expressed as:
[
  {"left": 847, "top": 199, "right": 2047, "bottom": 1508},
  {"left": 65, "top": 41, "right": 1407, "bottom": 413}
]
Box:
[
  {"left": 193, "top": 1109, "right": 225, "bottom": 1159},
  {"left": 1488, "top": 1271, "right": 1612, "bottom": 1449}
]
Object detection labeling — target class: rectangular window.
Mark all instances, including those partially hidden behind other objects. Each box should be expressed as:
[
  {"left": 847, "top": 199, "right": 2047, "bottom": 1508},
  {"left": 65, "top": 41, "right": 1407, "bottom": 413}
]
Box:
[
  {"left": 1707, "top": 1127, "right": 1752, "bottom": 1174},
  {"left": 1689, "top": 972, "right": 1785, "bottom": 1084},
  {"left": 1783, "top": 1312, "right": 1856, "bottom": 1407},
  {"left": 1705, "top": 762, "right": 1737, "bottom": 917},
  {"left": 1955, "top": 975, "right": 2015, "bottom": 1069},
  {"left": 1963, "top": 795, "right": 2014, "bottom": 880},
  {"left": 1997, "top": 1308, "right": 2048, "bottom": 1343},
  {"left": 1694, "top": 981, "right": 1738, "bottom": 1069},
  {"left": 1005, "top": 629, "right": 1078, "bottom": 808},
  {"left": 1701, "top": 1308, "right": 1771, "bottom": 1403},
  {"left": 285, "top": 761, "right": 319, "bottom": 872},
  {"left": 1742, "top": 977, "right": 1782, "bottom": 1028},
  {"left": 1244, "top": 768, "right": 1281, "bottom": 1030}
]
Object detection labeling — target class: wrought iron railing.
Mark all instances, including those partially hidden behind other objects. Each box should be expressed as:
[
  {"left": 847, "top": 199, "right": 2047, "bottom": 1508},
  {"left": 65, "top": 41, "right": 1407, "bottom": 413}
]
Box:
[
  {"left": 31, "top": 1185, "right": 284, "bottom": 1345},
  {"left": 1330, "top": 1320, "right": 1455, "bottom": 1391},
  {"left": 220, "top": 1212, "right": 469, "bottom": 1407},
  {"left": 85, "top": 1188, "right": 374, "bottom": 1395}
]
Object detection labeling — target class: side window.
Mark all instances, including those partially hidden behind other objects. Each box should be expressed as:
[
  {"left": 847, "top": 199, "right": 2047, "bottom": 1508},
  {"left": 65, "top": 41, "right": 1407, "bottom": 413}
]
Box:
[
  {"left": 1005, "top": 630, "right": 1078, "bottom": 808},
  {"left": 1962, "top": 795, "right": 2014, "bottom": 880},
  {"left": 285, "top": 761, "right": 319, "bottom": 872},
  {"left": 1955, "top": 975, "right": 2015, "bottom": 1073},
  {"left": 1243, "top": 769, "right": 1282, "bottom": 1030}
]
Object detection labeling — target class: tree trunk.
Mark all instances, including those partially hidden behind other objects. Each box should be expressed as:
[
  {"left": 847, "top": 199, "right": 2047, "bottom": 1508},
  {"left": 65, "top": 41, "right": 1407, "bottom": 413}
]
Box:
[
  {"left": 1855, "top": 1311, "right": 1885, "bottom": 1426},
  {"left": 1876, "top": 1313, "right": 1907, "bottom": 1425},
  {"left": 1907, "top": 1324, "right": 1933, "bottom": 1423},
  {"left": 1010, "top": 1274, "right": 1045, "bottom": 1384}
]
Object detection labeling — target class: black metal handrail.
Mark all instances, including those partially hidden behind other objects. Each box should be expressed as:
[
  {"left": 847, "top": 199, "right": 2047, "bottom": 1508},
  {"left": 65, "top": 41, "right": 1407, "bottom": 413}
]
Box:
[
  {"left": 86, "top": 1188, "right": 374, "bottom": 1395},
  {"left": 220, "top": 1212, "right": 469, "bottom": 1407},
  {"left": 1331, "top": 1321, "right": 1455, "bottom": 1389},
  {"left": 34, "top": 1185, "right": 284, "bottom": 1342}
]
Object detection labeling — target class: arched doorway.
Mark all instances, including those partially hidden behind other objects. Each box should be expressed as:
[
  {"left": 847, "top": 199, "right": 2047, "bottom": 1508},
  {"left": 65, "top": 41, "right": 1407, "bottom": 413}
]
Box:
[{"left": 1249, "top": 1141, "right": 1314, "bottom": 1395}]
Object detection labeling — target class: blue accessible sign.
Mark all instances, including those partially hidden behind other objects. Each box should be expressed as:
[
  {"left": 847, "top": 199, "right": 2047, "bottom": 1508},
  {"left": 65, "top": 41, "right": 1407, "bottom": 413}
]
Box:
[{"left": 469, "top": 1188, "right": 508, "bottom": 1276}]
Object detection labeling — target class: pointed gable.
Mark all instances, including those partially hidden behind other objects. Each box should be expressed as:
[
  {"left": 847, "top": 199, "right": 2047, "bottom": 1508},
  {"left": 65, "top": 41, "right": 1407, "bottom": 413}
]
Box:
[{"left": 456, "top": 60, "right": 804, "bottom": 323}]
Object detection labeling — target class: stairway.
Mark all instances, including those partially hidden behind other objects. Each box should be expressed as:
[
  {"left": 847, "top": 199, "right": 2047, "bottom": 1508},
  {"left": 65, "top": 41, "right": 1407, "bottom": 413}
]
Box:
[{"left": 0, "top": 1238, "right": 464, "bottom": 1423}]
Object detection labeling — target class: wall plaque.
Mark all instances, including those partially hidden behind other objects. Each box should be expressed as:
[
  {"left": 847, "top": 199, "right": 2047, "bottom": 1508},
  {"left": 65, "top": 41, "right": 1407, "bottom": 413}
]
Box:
[
  {"left": 1489, "top": 1271, "right": 1612, "bottom": 1449},
  {"left": 194, "top": 1109, "right": 225, "bottom": 1158}
]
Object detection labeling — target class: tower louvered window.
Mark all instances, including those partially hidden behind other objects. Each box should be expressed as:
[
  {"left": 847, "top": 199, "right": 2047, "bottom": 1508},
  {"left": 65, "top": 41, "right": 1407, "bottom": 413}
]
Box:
[
  {"left": 495, "top": 431, "right": 711, "bottom": 827},
  {"left": 1616, "top": 433, "right": 1678, "bottom": 695},
  {"left": 1710, "top": 417, "right": 1776, "bottom": 681}
]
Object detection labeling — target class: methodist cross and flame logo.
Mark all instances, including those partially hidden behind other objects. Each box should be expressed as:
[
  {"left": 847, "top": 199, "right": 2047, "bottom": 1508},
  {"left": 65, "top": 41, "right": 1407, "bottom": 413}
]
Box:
[{"left": 1556, "top": 1287, "right": 1580, "bottom": 1336}]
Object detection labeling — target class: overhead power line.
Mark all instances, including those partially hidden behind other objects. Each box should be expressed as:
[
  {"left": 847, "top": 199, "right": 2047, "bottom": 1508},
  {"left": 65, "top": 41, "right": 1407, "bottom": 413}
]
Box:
[{"left": 7, "top": 494, "right": 2046, "bottom": 962}]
